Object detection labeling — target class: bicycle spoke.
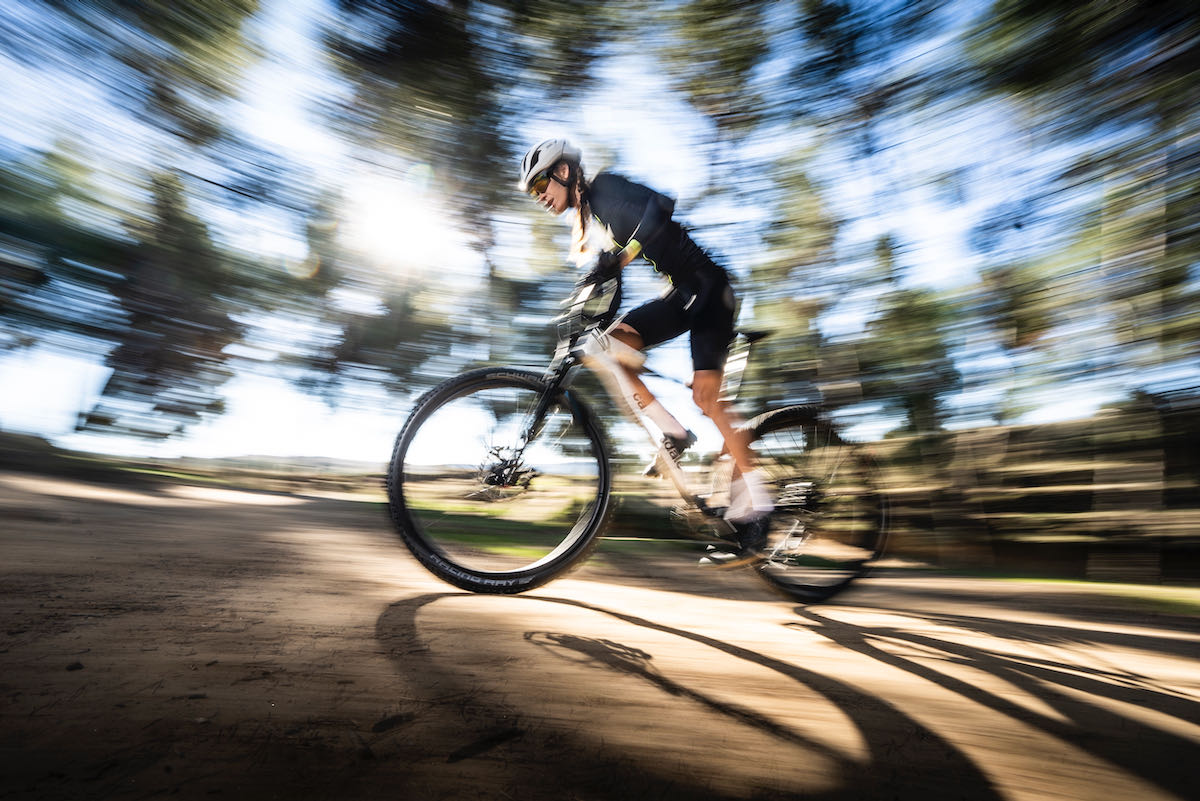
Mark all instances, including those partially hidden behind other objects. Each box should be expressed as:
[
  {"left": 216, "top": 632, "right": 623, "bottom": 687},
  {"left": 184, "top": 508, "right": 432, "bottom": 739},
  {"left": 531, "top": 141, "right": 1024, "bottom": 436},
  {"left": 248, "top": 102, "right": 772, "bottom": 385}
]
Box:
[
  {"left": 392, "top": 373, "right": 609, "bottom": 580},
  {"left": 746, "top": 407, "right": 887, "bottom": 602}
]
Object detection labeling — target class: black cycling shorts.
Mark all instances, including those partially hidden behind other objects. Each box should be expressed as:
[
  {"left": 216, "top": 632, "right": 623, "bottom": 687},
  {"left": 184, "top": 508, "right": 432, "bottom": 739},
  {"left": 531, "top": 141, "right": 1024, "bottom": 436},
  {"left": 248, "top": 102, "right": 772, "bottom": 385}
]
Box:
[{"left": 618, "top": 279, "right": 736, "bottom": 372}]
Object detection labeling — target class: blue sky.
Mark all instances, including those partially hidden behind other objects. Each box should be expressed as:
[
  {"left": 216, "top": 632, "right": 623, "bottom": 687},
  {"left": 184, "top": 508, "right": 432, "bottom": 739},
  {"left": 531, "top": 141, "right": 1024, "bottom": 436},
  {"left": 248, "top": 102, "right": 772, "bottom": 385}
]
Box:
[
  {"left": 1, "top": 0, "right": 1164, "bottom": 461},
  {"left": 0, "top": 4, "right": 688, "bottom": 460}
]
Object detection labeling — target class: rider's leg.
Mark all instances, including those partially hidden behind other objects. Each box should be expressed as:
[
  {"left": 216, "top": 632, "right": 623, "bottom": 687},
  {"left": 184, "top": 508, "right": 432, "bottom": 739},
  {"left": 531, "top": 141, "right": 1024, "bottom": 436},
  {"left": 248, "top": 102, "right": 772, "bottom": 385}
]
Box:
[
  {"left": 607, "top": 325, "right": 689, "bottom": 439},
  {"left": 690, "top": 369, "right": 752, "bottom": 471},
  {"left": 691, "top": 369, "right": 772, "bottom": 569},
  {"left": 692, "top": 369, "right": 773, "bottom": 522}
]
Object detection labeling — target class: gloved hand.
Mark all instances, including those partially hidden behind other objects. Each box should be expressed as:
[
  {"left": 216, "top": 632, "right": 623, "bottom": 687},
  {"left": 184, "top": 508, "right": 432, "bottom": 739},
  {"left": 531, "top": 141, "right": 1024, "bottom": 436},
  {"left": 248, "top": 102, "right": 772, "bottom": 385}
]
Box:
[{"left": 581, "top": 250, "right": 622, "bottom": 285}]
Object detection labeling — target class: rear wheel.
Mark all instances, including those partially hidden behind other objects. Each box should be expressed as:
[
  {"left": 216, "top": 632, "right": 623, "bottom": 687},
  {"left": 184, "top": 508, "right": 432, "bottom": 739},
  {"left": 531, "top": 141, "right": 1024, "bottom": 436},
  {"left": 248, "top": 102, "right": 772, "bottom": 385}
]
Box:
[
  {"left": 747, "top": 406, "right": 887, "bottom": 602},
  {"left": 387, "top": 368, "right": 611, "bottom": 593}
]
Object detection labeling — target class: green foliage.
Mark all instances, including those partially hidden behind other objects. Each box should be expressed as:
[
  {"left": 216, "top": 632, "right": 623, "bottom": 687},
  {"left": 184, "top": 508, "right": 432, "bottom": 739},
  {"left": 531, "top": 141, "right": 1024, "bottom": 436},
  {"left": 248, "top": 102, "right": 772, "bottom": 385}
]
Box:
[
  {"left": 2, "top": 0, "right": 1198, "bottom": 450},
  {"left": 972, "top": 0, "right": 1197, "bottom": 114},
  {"left": 858, "top": 285, "right": 962, "bottom": 433},
  {"left": 980, "top": 264, "right": 1052, "bottom": 350},
  {"left": 740, "top": 148, "right": 841, "bottom": 409},
  {"left": 80, "top": 172, "right": 243, "bottom": 438},
  {"left": 658, "top": 0, "right": 770, "bottom": 135},
  {"left": 36, "top": 0, "right": 262, "bottom": 145},
  {"left": 322, "top": 0, "right": 626, "bottom": 248}
]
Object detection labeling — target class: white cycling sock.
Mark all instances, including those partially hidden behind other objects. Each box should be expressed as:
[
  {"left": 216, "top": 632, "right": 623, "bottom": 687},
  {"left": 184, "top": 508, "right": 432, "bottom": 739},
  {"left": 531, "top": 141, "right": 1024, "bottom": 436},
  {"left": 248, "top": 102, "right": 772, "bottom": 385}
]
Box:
[
  {"left": 643, "top": 400, "right": 689, "bottom": 441},
  {"left": 726, "top": 477, "right": 750, "bottom": 520},
  {"left": 725, "top": 469, "right": 774, "bottom": 523}
]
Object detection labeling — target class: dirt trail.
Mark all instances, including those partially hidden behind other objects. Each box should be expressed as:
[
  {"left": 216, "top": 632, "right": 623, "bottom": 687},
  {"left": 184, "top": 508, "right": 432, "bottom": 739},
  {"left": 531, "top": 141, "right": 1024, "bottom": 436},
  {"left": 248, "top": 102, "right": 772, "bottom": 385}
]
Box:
[{"left": 1, "top": 470, "right": 1198, "bottom": 800}]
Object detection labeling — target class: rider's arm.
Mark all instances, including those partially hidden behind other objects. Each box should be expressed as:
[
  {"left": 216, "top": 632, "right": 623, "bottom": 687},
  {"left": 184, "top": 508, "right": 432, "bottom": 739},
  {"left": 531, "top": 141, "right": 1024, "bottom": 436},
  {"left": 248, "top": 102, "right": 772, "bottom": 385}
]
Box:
[
  {"left": 596, "top": 233, "right": 645, "bottom": 277},
  {"left": 625, "top": 190, "right": 674, "bottom": 257},
  {"left": 614, "top": 238, "right": 641, "bottom": 268},
  {"left": 591, "top": 172, "right": 675, "bottom": 267}
]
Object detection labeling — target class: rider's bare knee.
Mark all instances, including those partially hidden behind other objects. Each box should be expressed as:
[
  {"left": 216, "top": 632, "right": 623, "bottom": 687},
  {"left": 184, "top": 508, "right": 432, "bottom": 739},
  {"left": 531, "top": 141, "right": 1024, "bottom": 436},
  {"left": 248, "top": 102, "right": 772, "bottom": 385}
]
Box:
[
  {"left": 608, "top": 323, "right": 644, "bottom": 350},
  {"left": 691, "top": 370, "right": 723, "bottom": 418},
  {"left": 692, "top": 387, "right": 720, "bottom": 419}
]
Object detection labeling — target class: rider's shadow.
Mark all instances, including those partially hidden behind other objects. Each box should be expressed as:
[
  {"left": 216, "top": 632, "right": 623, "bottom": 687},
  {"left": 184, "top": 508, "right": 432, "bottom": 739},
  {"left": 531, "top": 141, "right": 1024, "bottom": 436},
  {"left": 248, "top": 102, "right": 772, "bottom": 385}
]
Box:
[
  {"left": 374, "top": 592, "right": 1005, "bottom": 801},
  {"left": 788, "top": 606, "right": 1199, "bottom": 801}
]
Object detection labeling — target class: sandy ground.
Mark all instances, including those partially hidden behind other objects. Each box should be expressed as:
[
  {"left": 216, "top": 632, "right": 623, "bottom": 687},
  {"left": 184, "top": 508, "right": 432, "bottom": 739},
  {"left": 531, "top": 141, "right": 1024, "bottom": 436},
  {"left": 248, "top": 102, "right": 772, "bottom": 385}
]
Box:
[{"left": 1, "top": 469, "right": 1198, "bottom": 801}]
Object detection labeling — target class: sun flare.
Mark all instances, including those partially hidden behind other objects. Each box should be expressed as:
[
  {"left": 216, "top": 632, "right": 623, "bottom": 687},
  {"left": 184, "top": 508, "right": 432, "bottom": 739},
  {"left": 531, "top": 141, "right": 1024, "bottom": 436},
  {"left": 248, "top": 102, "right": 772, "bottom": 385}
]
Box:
[{"left": 343, "top": 170, "right": 477, "bottom": 277}]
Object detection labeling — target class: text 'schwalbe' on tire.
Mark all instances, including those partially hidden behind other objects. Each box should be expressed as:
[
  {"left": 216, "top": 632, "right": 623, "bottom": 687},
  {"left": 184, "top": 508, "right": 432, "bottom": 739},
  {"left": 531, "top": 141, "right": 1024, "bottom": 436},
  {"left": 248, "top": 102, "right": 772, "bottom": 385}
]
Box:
[
  {"left": 386, "top": 368, "right": 611, "bottom": 594},
  {"left": 747, "top": 406, "right": 887, "bottom": 603}
]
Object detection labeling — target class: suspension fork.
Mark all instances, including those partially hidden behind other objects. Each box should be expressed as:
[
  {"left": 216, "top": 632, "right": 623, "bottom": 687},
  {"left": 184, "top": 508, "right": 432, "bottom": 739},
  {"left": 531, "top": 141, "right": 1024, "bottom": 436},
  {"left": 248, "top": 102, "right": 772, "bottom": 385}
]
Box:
[
  {"left": 520, "top": 388, "right": 556, "bottom": 445},
  {"left": 512, "top": 363, "right": 576, "bottom": 453}
]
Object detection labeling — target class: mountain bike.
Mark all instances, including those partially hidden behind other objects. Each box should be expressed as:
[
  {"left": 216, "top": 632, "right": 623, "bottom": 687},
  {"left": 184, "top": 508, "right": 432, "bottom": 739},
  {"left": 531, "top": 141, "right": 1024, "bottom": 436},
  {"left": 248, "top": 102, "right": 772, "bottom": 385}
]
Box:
[{"left": 386, "top": 277, "right": 887, "bottom": 603}]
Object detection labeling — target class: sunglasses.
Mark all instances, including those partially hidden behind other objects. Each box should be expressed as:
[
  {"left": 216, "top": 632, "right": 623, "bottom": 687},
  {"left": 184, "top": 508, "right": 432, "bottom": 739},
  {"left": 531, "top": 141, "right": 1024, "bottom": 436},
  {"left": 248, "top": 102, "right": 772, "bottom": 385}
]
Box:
[{"left": 527, "top": 170, "right": 554, "bottom": 197}]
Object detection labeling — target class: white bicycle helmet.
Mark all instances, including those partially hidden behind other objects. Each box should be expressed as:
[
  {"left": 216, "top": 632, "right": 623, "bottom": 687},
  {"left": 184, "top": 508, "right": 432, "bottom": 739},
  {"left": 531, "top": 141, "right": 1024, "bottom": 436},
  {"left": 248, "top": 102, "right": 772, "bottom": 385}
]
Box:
[{"left": 518, "top": 138, "right": 582, "bottom": 193}]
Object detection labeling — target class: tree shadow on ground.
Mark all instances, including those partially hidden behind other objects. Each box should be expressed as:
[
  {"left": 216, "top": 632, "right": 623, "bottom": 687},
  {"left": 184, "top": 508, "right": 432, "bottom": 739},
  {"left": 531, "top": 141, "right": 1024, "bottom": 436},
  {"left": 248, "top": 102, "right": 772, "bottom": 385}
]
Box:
[
  {"left": 789, "top": 604, "right": 1198, "bottom": 801},
  {"left": 376, "top": 592, "right": 1004, "bottom": 801}
]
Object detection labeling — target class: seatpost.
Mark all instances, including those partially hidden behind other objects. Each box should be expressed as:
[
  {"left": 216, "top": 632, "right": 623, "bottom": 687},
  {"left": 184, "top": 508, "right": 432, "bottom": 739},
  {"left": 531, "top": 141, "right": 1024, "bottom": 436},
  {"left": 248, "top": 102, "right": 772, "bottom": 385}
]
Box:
[{"left": 720, "top": 330, "right": 767, "bottom": 402}]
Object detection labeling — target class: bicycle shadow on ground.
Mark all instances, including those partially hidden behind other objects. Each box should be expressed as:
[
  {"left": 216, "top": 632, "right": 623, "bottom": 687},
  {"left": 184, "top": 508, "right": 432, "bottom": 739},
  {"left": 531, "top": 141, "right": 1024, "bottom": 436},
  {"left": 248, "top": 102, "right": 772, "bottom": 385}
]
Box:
[
  {"left": 787, "top": 602, "right": 1199, "bottom": 801},
  {"left": 836, "top": 575, "right": 1200, "bottom": 655},
  {"left": 374, "top": 591, "right": 1004, "bottom": 801},
  {"left": 580, "top": 543, "right": 792, "bottom": 603}
]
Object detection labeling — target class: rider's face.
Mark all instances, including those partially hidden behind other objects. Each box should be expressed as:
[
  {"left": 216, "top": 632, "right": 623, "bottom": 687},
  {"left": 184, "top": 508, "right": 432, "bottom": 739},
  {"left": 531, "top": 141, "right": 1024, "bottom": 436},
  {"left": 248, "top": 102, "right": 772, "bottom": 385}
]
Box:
[{"left": 534, "top": 162, "right": 572, "bottom": 215}]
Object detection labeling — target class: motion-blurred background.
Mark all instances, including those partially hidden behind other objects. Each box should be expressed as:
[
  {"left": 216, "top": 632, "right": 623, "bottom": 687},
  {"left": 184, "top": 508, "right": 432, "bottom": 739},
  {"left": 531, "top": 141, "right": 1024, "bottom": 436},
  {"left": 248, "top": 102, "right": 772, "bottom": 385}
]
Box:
[{"left": 1, "top": 0, "right": 1197, "bottom": 580}]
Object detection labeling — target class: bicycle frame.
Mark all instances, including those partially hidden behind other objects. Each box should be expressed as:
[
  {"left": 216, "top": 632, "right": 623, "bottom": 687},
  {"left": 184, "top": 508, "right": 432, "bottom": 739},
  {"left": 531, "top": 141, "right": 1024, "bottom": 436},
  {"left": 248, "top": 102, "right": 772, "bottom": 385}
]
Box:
[
  {"left": 386, "top": 276, "right": 888, "bottom": 600},
  {"left": 538, "top": 279, "right": 739, "bottom": 537}
]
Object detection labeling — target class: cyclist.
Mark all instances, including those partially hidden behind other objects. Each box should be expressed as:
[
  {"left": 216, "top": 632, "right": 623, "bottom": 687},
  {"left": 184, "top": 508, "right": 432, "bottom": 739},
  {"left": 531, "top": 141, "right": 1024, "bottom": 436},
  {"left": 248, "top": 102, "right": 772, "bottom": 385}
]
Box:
[{"left": 518, "top": 138, "right": 773, "bottom": 565}]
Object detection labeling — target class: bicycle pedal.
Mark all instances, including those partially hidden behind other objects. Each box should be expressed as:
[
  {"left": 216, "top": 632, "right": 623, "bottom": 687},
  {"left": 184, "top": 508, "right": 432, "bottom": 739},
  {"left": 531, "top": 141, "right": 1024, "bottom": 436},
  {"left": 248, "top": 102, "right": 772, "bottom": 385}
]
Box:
[
  {"left": 669, "top": 505, "right": 701, "bottom": 535},
  {"left": 697, "top": 544, "right": 760, "bottom": 569}
]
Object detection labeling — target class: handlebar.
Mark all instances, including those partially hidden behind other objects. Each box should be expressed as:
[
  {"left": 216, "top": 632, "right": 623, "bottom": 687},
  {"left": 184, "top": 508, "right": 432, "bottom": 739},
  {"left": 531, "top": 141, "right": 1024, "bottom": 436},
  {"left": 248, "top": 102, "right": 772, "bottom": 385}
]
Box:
[
  {"left": 557, "top": 274, "right": 622, "bottom": 336},
  {"left": 543, "top": 275, "right": 622, "bottom": 383}
]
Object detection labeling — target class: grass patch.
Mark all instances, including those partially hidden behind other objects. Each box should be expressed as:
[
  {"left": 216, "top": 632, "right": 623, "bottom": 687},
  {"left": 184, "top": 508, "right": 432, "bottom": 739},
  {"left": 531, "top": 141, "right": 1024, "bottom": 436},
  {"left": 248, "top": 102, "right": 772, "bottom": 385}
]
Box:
[
  {"left": 406, "top": 504, "right": 586, "bottom": 558},
  {"left": 596, "top": 536, "right": 697, "bottom": 554},
  {"left": 957, "top": 575, "right": 1200, "bottom": 617}
]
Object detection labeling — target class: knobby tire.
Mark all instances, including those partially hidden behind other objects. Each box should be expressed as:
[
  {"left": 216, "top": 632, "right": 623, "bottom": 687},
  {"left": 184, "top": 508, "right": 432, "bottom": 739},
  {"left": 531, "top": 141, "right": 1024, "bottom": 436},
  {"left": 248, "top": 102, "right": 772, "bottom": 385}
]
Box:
[
  {"left": 746, "top": 405, "right": 888, "bottom": 603},
  {"left": 386, "top": 367, "right": 612, "bottom": 594}
]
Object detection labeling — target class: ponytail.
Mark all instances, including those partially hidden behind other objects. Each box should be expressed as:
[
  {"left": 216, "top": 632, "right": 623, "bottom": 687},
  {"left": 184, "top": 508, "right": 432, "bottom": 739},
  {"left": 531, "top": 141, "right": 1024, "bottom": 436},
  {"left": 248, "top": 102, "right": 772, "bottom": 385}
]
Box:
[{"left": 569, "top": 167, "right": 592, "bottom": 264}]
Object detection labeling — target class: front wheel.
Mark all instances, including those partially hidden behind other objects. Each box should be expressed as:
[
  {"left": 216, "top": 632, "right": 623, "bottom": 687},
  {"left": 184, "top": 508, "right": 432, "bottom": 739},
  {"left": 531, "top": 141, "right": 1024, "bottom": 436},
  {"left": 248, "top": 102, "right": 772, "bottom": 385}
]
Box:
[
  {"left": 747, "top": 406, "right": 888, "bottom": 602},
  {"left": 387, "top": 368, "right": 612, "bottom": 593}
]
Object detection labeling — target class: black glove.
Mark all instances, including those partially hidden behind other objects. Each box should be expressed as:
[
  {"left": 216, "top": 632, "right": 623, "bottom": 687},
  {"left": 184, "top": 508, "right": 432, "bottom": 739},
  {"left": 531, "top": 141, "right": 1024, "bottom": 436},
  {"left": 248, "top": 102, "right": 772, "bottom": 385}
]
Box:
[{"left": 582, "top": 250, "right": 622, "bottom": 285}]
